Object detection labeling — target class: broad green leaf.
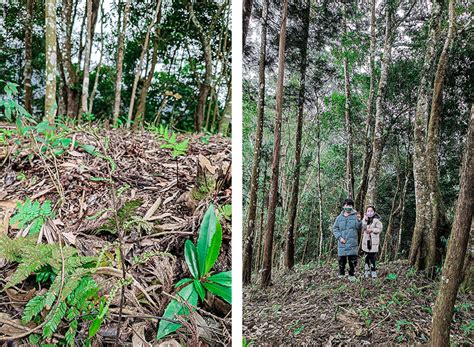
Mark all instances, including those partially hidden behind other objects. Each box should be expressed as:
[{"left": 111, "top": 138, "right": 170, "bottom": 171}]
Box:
[
  {"left": 203, "top": 281, "right": 231, "bottom": 304},
  {"left": 208, "top": 271, "right": 231, "bottom": 287},
  {"left": 197, "top": 205, "right": 220, "bottom": 276},
  {"left": 204, "top": 220, "right": 222, "bottom": 274},
  {"left": 193, "top": 279, "right": 206, "bottom": 302},
  {"left": 184, "top": 240, "right": 199, "bottom": 279},
  {"left": 81, "top": 144, "right": 99, "bottom": 156},
  {"left": 175, "top": 277, "right": 192, "bottom": 288},
  {"left": 89, "top": 317, "right": 103, "bottom": 338},
  {"left": 156, "top": 284, "right": 198, "bottom": 340}
]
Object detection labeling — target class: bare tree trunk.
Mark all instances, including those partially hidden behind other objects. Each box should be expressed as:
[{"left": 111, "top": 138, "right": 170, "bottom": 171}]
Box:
[
  {"left": 430, "top": 103, "right": 472, "bottom": 347},
  {"left": 380, "top": 173, "right": 401, "bottom": 260},
  {"left": 126, "top": 0, "right": 161, "bottom": 128},
  {"left": 355, "top": 0, "right": 376, "bottom": 212},
  {"left": 365, "top": 1, "right": 394, "bottom": 206},
  {"left": 395, "top": 168, "right": 410, "bottom": 259},
  {"left": 45, "top": 0, "right": 57, "bottom": 124},
  {"left": 80, "top": 0, "right": 93, "bottom": 114},
  {"left": 425, "top": 0, "right": 457, "bottom": 272},
  {"left": 243, "top": 0, "right": 253, "bottom": 47},
  {"left": 134, "top": 24, "right": 161, "bottom": 128},
  {"left": 24, "top": 0, "right": 34, "bottom": 114},
  {"left": 112, "top": 0, "right": 131, "bottom": 125},
  {"left": 261, "top": 0, "right": 288, "bottom": 288},
  {"left": 461, "top": 221, "right": 473, "bottom": 290},
  {"left": 317, "top": 106, "right": 324, "bottom": 258},
  {"left": 88, "top": 0, "right": 104, "bottom": 114},
  {"left": 243, "top": 0, "right": 268, "bottom": 286},
  {"left": 409, "top": 0, "right": 443, "bottom": 269},
  {"left": 219, "top": 84, "right": 232, "bottom": 136},
  {"left": 285, "top": 0, "right": 310, "bottom": 270},
  {"left": 189, "top": 2, "right": 214, "bottom": 132}
]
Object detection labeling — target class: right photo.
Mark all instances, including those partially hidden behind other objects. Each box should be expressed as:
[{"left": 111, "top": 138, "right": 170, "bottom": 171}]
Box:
[{"left": 242, "top": 0, "right": 472, "bottom": 345}]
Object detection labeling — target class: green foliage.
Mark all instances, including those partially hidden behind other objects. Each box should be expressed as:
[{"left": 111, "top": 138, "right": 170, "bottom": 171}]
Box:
[
  {"left": 461, "top": 320, "right": 474, "bottom": 334},
  {"left": 157, "top": 204, "right": 231, "bottom": 340},
  {"left": 218, "top": 204, "right": 232, "bottom": 221},
  {"left": 159, "top": 129, "right": 189, "bottom": 158},
  {"left": 0, "top": 236, "right": 111, "bottom": 344},
  {"left": 395, "top": 319, "right": 412, "bottom": 332},
  {"left": 386, "top": 273, "right": 397, "bottom": 281},
  {"left": 10, "top": 198, "right": 54, "bottom": 235},
  {"left": 97, "top": 199, "right": 143, "bottom": 234}
]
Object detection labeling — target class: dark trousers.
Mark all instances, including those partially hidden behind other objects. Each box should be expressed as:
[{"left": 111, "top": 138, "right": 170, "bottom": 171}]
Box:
[
  {"left": 365, "top": 252, "right": 377, "bottom": 271},
  {"left": 339, "top": 255, "right": 357, "bottom": 276}
]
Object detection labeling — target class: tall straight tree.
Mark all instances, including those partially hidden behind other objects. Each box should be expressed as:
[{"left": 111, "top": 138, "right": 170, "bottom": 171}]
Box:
[
  {"left": 243, "top": 0, "right": 253, "bottom": 46},
  {"left": 243, "top": 0, "right": 268, "bottom": 285},
  {"left": 431, "top": 104, "right": 472, "bottom": 347},
  {"left": 44, "top": 0, "right": 57, "bottom": 124},
  {"left": 355, "top": 0, "right": 376, "bottom": 211},
  {"left": 261, "top": 0, "right": 289, "bottom": 288},
  {"left": 80, "top": 0, "right": 93, "bottom": 114},
  {"left": 284, "top": 0, "right": 310, "bottom": 270},
  {"left": 126, "top": 0, "right": 161, "bottom": 128},
  {"left": 365, "top": 0, "right": 395, "bottom": 206},
  {"left": 23, "top": 0, "right": 34, "bottom": 114},
  {"left": 342, "top": 3, "right": 354, "bottom": 199},
  {"left": 112, "top": 0, "right": 132, "bottom": 125},
  {"left": 409, "top": 0, "right": 443, "bottom": 270}
]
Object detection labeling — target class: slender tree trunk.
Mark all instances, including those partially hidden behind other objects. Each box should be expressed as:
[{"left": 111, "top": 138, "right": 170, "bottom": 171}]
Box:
[
  {"left": 45, "top": 0, "right": 57, "bottom": 124},
  {"left": 355, "top": 0, "right": 376, "bottom": 212},
  {"left": 24, "top": 0, "right": 34, "bottom": 114},
  {"left": 380, "top": 173, "right": 401, "bottom": 260},
  {"left": 425, "top": 0, "right": 457, "bottom": 272},
  {"left": 409, "top": 0, "right": 443, "bottom": 269},
  {"left": 88, "top": 0, "right": 104, "bottom": 114},
  {"left": 134, "top": 24, "right": 161, "bottom": 128},
  {"left": 430, "top": 103, "right": 472, "bottom": 347},
  {"left": 80, "top": 0, "right": 93, "bottom": 114},
  {"left": 285, "top": 0, "right": 310, "bottom": 270},
  {"left": 112, "top": 0, "right": 131, "bottom": 125},
  {"left": 126, "top": 0, "right": 161, "bottom": 128},
  {"left": 395, "top": 168, "right": 410, "bottom": 259},
  {"left": 261, "top": 0, "right": 288, "bottom": 288},
  {"left": 365, "top": 1, "right": 394, "bottom": 206},
  {"left": 62, "top": 0, "right": 79, "bottom": 119},
  {"left": 256, "top": 165, "right": 270, "bottom": 272},
  {"left": 243, "top": 0, "right": 253, "bottom": 47},
  {"left": 317, "top": 107, "right": 324, "bottom": 258},
  {"left": 461, "top": 221, "right": 473, "bottom": 290},
  {"left": 189, "top": 3, "right": 213, "bottom": 132},
  {"left": 243, "top": 0, "right": 268, "bottom": 285},
  {"left": 219, "top": 83, "right": 232, "bottom": 136}
]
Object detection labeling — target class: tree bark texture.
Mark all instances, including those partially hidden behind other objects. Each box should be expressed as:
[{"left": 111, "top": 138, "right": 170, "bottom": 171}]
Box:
[
  {"left": 45, "top": 0, "right": 57, "bottom": 124},
  {"left": 24, "top": 0, "right": 34, "bottom": 114}
]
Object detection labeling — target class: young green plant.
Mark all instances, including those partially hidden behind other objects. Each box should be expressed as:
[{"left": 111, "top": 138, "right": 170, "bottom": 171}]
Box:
[{"left": 157, "top": 204, "right": 231, "bottom": 340}]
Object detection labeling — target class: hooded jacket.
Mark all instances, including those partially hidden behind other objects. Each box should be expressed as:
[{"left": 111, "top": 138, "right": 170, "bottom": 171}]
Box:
[
  {"left": 332, "top": 210, "right": 362, "bottom": 256},
  {"left": 361, "top": 214, "right": 383, "bottom": 253}
]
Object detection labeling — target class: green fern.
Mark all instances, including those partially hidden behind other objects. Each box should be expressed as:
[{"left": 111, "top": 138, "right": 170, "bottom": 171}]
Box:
[
  {"left": 43, "top": 301, "right": 67, "bottom": 338},
  {"left": 22, "top": 294, "right": 47, "bottom": 323},
  {"left": 10, "top": 198, "right": 54, "bottom": 234}
]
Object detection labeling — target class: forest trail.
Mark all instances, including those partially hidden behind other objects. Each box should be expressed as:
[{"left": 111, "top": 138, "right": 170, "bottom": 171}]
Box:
[{"left": 243, "top": 260, "right": 473, "bottom": 346}]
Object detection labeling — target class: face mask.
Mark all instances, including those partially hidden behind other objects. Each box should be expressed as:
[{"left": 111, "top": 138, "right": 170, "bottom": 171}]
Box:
[
  {"left": 367, "top": 211, "right": 375, "bottom": 218},
  {"left": 344, "top": 207, "right": 352, "bottom": 212}
]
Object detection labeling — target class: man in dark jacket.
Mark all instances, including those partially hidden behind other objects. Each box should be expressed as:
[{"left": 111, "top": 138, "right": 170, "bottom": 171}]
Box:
[{"left": 333, "top": 198, "right": 362, "bottom": 281}]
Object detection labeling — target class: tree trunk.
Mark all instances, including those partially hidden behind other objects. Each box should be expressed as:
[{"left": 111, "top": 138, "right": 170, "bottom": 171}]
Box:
[
  {"left": 430, "top": 103, "right": 472, "bottom": 347},
  {"left": 112, "top": 0, "right": 132, "bottom": 125},
  {"left": 380, "top": 173, "right": 401, "bottom": 260},
  {"left": 254, "top": 164, "right": 269, "bottom": 273},
  {"left": 45, "top": 0, "right": 57, "bottom": 124},
  {"left": 409, "top": 0, "right": 443, "bottom": 270},
  {"left": 219, "top": 83, "right": 232, "bottom": 136},
  {"left": 261, "top": 0, "right": 288, "bottom": 288},
  {"left": 285, "top": 0, "right": 310, "bottom": 270},
  {"left": 461, "top": 221, "right": 473, "bottom": 291},
  {"left": 126, "top": 0, "right": 161, "bottom": 128},
  {"left": 425, "top": 0, "right": 457, "bottom": 272},
  {"left": 365, "top": 1, "right": 394, "bottom": 206},
  {"left": 317, "top": 106, "right": 324, "bottom": 258},
  {"left": 80, "top": 0, "right": 93, "bottom": 114},
  {"left": 134, "top": 24, "right": 161, "bottom": 128},
  {"left": 24, "top": 0, "right": 34, "bottom": 114},
  {"left": 243, "top": 0, "right": 253, "bottom": 47},
  {"left": 88, "top": 0, "right": 104, "bottom": 114},
  {"left": 355, "top": 0, "right": 376, "bottom": 212},
  {"left": 395, "top": 168, "right": 410, "bottom": 259},
  {"left": 189, "top": 3, "right": 213, "bottom": 132},
  {"left": 242, "top": 0, "right": 268, "bottom": 286}
]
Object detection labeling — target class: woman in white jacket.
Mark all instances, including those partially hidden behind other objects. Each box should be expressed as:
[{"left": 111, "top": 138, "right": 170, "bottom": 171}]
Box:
[{"left": 361, "top": 205, "right": 383, "bottom": 278}]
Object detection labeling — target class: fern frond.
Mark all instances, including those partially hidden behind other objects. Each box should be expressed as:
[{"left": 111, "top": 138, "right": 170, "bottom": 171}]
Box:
[
  {"left": 65, "top": 319, "right": 78, "bottom": 346},
  {"left": 42, "top": 301, "right": 67, "bottom": 338},
  {"left": 22, "top": 294, "right": 47, "bottom": 323}
]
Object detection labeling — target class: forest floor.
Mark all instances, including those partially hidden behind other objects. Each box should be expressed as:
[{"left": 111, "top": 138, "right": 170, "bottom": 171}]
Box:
[
  {"left": 0, "top": 125, "right": 231, "bottom": 345},
  {"left": 243, "top": 260, "right": 473, "bottom": 346}
]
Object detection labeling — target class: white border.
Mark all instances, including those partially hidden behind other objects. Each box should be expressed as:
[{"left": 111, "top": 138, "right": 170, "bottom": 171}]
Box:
[{"left": 231, "top": 0, "right": 243, "bottom": 345}]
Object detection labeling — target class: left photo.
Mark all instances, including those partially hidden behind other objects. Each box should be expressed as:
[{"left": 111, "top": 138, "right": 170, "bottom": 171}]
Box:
[{"left": 0, "top": 0, "right": 232, "bottom": 345}]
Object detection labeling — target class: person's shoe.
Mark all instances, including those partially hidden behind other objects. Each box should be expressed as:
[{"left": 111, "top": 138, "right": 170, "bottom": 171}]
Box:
[
  {"left": 364, "top": 264, "right": 370, "bottom": 278},
  {"left": 348, "top": 276, "right": 356, "bottom": 282},
  {"left": 371, "top": 271, "right": 377, "bottom": 278}
]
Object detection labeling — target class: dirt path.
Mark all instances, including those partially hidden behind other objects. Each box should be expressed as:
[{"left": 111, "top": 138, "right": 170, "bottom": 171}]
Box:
[{"left": 243, "top": 260, "right": 473, "bottom": 345}]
